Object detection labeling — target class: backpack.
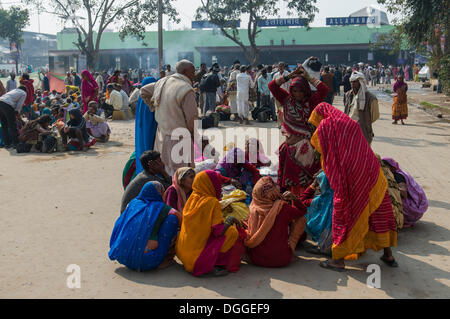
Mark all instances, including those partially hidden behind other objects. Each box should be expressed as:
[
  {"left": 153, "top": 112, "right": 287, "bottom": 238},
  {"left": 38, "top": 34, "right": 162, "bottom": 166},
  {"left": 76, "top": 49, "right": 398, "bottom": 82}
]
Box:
[{"left": 41, "top": 135, "right": 57, "bottom": 153}]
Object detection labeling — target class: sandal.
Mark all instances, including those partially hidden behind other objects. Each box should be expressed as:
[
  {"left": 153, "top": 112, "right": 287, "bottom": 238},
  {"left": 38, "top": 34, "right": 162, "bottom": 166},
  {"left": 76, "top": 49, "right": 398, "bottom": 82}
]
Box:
[
  {"left": 319, "top": 260, "right": 346, "bottom": 272},
  {"left": 380, "top": 255, "right": 399, "bottom": 268},
  {"left": 306, "top": 246, "right": 325, "bottom": 256}
]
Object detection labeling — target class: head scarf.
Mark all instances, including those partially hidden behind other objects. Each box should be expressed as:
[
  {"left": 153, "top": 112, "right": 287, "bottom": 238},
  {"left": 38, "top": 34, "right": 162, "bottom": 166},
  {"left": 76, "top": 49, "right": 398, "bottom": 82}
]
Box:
[
  {"left": 163, "top": 167, "right": 195, "bottom": 212},
  {"left": 81, "top": 70, "right": 99, "bottom": 113},
  {"left": 245, "top": 177, "right": 285, "bottom": 248},
  {"left": 308, "top": 103, "right": 397, "bottom": 260},
  {"left": 289, "top": 76, "right": 312, "bottom": 101},
  {"left": 109, "top": 181, "right": 168, "bottom": 270},
  {"left": 382, "top": 157, "right": 428, "bottom": 227},
  {"left": 41, "top": 107, "right": 55, "bottom": 124},
  {"left": 305, "top": 171, "right": 334, "bottom": 248},
  {"left": 67, "top": 108, "right": 85, "bottom": 128},
  {"left": 349, "top": 71, "right": 367, "bottom": 111}
]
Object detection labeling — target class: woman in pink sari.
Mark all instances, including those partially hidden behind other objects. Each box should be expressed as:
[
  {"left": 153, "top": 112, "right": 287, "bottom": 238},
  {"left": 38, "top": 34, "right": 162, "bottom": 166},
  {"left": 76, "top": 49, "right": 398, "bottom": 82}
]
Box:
[{"left": 81, "top": 70, "right": 99, "bottom": 114}]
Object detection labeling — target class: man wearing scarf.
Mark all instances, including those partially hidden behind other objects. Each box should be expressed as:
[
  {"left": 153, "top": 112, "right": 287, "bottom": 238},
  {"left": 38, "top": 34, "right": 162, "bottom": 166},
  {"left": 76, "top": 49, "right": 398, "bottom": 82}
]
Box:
[{"left": 344, "top": 71, "right": 380, "bottom": 145}]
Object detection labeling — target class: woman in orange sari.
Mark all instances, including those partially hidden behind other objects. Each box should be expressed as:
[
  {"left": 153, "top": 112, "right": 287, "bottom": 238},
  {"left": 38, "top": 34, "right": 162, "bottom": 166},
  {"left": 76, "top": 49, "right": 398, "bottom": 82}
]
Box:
[
  {"left": 175, "top": 170, "right": 247, "bottom": 277},
  {"left": 392, "top": 75, "right": 408, "bottom": 125},
  {"left": 308, "top": 102, "right": 398, "bottom": 271}
]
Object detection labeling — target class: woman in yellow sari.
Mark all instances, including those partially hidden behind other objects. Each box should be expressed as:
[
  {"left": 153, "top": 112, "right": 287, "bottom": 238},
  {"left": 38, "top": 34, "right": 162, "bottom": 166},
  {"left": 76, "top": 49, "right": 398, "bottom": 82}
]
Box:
[
  {"left": 176, "top": 170, "right": 247, "bottom": 277},
  {"left": 392, "top": 75, "right": 408, "bottom": 125}
]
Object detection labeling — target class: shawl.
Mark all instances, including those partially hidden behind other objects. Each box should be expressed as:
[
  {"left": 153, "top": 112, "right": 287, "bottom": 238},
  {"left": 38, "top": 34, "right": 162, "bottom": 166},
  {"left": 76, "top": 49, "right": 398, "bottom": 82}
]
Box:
[
  {"left": 305, "top": 171, "right": 334, "bottom": 243},
  {"left": 309, "top": 103, "right": 396, "bottom": 259},
  {"left": 135, "top": 76, "right": 157, "bottom": 174},
  {"left": 163, "top": 167, "right": 195, "bottom": 212},
  {"left": 108, "top": 182, "right": 167, "bottom": 270},
  {"left": 283, "top": 77, "right": 317, "bottom": 137},
  {"left": 382, "top": 157, "right": 428, "bottom": 227},
  {"left": 175, "top": 170, "right": 234, "bottom": 274},
  {"left": 245, "top": 177, "right": 285, "bottom": 248},
  {"left": 42, "top": 107, "right": 55, "bottom": 124},
  {"left": 349, "top": 71, "right": 367, "bottom": 111},
  {"left": 393, "top": 79, "right": 408, "bottom": 94},
  {"left": 151, "top": 73, "right": 191, "bottom": 109},
  {"left": 81, "top": 70, "right": 99, "bottom": 113},
  {"left": 220, "top": 189, "right": 250, "bottom": 222}
]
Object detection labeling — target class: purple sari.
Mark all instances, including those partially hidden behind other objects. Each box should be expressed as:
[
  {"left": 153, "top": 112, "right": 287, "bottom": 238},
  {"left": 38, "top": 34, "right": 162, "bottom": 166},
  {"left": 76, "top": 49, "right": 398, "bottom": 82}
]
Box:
[{"left": 383, "top": 157, "right": 428, "bottom": 227}]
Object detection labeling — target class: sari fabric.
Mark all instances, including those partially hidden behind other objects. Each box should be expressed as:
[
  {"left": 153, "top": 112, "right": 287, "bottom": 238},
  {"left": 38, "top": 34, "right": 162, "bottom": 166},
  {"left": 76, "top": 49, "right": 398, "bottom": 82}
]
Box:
[
  {"left": 175, "top": 170, "right": 241, "bottom": 276},
  {"left": 382, "top": 157, "right": 428, "bottom": 227},
  {"left": 109, "top": 182, "right": 179, "bottom": 271},
  {"left": 81, "top": 70, "right": 99, "bottom": 114},
  {"left": 308, "top": 103, "right": 397, "bottom": 260},
  {"left": 135, "top": 76, "right": 157, "bottom": 174},
  {"left": 305, "top": 171, "right": 334, "bottom": 253},
  {"left": 392, "top": 80, "right": 408, "bottom": 120},
  {"left": 216, "top": 148, "right": 261, "bottom": 186},
  {"left": 245, "top": 177, "right": 285, "bottom": 248}
]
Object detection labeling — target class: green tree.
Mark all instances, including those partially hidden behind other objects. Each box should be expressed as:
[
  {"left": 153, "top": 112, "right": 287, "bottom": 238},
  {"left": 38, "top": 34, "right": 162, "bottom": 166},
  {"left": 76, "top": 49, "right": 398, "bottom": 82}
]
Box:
[
  {"left": 25, "top": 0, "right": 179, "bottom": 71},
  {"left": 378, "top": 0, "right": 450, "bottom": 93},
  {"left": 196, "top": 0, "right": 318, "bottom": 66},
  {"left": 0, "top": 7, "right": 30, "bottom": 74}
]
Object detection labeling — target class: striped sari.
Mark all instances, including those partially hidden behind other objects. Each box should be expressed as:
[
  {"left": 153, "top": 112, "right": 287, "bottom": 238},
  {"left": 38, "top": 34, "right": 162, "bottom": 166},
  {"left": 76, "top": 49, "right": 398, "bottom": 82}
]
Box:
[{"left": 308, "top": 103, "right": 397, "bottom": 260}]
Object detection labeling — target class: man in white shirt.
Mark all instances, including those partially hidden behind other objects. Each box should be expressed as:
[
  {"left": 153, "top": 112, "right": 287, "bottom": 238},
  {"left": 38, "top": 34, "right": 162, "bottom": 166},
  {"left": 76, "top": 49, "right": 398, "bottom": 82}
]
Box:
[
  {"left": 236, "top": 65, "right": 254, "bottom": 125},
  {"left": 117, "top": 84, "right": 130, "bottom": 109},
  {"left": 0, "top": 86, "right": 27, "bottom": 148},
  {"left": 166, "top": 64, "right": 175, "bottom": 76},
  {"left": 95, "top": 72, "right": 104, "bottom": 93},
  {"left": 272, "top": 62, "right": 290, "bottom": 126},
  {"left": 105, "top": 84, "right": 123, "bottom": 110},
  {"left": 6, "top": 73, "right": 17, "bottom": 92}
]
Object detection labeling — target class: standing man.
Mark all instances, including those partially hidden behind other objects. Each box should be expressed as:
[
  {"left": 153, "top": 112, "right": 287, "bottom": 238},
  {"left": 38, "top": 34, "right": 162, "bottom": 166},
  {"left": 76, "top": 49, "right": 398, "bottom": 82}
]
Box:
[
  {"left": 236, "top": 65, "right": 254, "bottom": 125},
  {"left": 334, "top": 66, "right": 342, "bottom": 96},
  {"left": 6, "top": 73, "right": 17, "bottom": 92},
  {"left": 257, "top": 68, "right": 276, "bottom": 121},
  {"left": 227, "top": 63, "right": 240, "bottom": 121},
  {"left": 342, "top": 67, "right": 352, "bottom": 105},
  {"left": 95, "top": 72, "right": 104, "bottom": 93},
  {"left": 321, "top": 66, "right": 335, "bottom": 104},
  {"left": 0, "top": 86, "right": 27, "bottom": 148},
  {"left": 64, "top": 72, "right": 73, "bottom": 86},
  {"left": 194, "top": 63, "right": 208, "bottom": 111},
  {"left": 272, "top": 62, "right": 290, "bottom": 126},
  {"left": 72, "top": 71, "right": 82, "bottom": 89},
  {"left": 201, "top": 63, "right": 220, "bottom": 115},
  {"left": 152, "top": 59, "right": 199, "bottom": 176},
  {"left": 344, "top": 71, "right": 380, "bottom": 145},
  {"left": 42, "top": 71, "right": 50, "bottom": 92},
  {"left": 166, "top": 64, "right": 175, "bottom": 76}
]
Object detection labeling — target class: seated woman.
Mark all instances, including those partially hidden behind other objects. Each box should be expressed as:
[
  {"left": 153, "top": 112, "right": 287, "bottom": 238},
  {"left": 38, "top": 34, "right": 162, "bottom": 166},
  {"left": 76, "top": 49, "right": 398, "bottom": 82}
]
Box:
[
  {"left": 59, "top": 109, "right": 90, "bottom": 151},
  {"left": 215, "top": 147, "right": 261, "bottom": 191},
  {"left": 245, "top": 138, "right": 271, "bottom": 168},
  {"left": 84, "top": 101, "right": 111, "bottom": 143},
  {"left": 176, "top": 170, "right": 247, "bottom": 277},
  {"left": 382, "top": 157, "right": 428, "bottom": 228},
  {"left": 109, "top": 181, "right": 182, "bottom": 271},
  {"left": 163, "top": 167, "right": 196, "bottom": 212},
  {"left": 245, "top": 177, "right": 307, "bottom": 267},
  {"left": 17, "top": 114, "right": 54, "bottom": 153},
  {"left": 300, "top": 171, "right": 333, "bottom": 256}
]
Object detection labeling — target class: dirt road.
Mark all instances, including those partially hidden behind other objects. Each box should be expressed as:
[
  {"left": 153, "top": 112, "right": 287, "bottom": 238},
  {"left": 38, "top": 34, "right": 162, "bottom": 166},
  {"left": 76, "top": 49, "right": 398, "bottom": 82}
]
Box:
[{"left": 1, "top": 87, "right": 449, "bottom": 298}]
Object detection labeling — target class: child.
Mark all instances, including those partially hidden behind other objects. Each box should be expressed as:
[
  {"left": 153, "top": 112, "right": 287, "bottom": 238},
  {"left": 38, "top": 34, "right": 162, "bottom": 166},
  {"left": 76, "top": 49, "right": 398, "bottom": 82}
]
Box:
[{"left": 84, "top": 101, "right": 110, "bottom": 142}]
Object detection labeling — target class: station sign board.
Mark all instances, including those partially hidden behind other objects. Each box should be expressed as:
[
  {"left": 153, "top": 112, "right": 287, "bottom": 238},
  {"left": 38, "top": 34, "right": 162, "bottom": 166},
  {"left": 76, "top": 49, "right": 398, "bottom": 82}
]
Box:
[
  {"left": 257, "top": 18, "right": 308, "bottom": 27},
  {"left": 326, "top": 16, "right": 377, "bottom": 26}
]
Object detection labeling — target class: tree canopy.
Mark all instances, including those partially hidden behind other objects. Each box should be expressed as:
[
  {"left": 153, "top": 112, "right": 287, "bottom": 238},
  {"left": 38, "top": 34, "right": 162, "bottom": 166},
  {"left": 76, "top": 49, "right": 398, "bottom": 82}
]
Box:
[
  {"left": 196, "top": 0, "right": 318, "bottom": 66},
  {"left": 0, "top": 6, "right": 30, "bottom": 73},
  {"left": 25, "top": 0, "right": 179, "bottom": 70}
]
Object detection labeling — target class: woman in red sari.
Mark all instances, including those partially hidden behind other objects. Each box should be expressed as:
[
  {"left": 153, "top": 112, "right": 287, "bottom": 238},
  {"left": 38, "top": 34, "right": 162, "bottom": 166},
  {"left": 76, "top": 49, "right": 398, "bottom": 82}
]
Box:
[
  {"left": 245, "top": 177, "right": 307, "bottom": 267},
  {"left": 308, "top": 103, "right": 398, "bottom": 271},
  {"left": 80, "top": 70, "right": 99, "bottom": 114}
]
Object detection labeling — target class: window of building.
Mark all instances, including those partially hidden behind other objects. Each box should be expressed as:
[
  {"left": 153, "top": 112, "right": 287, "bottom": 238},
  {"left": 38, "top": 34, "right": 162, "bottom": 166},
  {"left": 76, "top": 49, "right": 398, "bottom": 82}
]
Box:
[{"left": 325, "top": 53, "right": 329, "bottom": 62}]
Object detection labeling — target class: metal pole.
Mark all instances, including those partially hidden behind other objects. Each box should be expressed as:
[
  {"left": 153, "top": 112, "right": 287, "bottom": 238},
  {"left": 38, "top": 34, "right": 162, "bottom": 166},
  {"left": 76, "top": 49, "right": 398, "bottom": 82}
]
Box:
[{"left": 158, "top": 0, "right": 163, "bottom": 72}]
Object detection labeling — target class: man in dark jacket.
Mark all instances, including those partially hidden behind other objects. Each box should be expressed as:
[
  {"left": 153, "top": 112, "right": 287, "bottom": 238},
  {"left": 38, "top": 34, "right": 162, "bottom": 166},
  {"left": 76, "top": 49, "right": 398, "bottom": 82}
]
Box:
[
  {"left": 200, "top": 63, "right": 220, "bottom": 115},
  {"left": 342, "top": 67, "right": 352, "bottom": 105},
  {"left": 72, "top": 71, "right": 82, "bottom": 89}
]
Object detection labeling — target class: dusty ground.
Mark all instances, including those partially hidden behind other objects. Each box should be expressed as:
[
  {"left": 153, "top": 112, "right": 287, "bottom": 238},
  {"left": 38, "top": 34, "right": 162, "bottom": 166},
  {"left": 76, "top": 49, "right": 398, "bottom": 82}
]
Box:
[{"left": 0, "top": 87, "right": 449, "bottom": 299}]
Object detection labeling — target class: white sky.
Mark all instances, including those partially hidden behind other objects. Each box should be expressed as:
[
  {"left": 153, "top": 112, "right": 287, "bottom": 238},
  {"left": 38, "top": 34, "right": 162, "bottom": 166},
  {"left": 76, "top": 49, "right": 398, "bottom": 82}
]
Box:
[{"left": 1, "top": 0, "right": 402, "bottom": 35}]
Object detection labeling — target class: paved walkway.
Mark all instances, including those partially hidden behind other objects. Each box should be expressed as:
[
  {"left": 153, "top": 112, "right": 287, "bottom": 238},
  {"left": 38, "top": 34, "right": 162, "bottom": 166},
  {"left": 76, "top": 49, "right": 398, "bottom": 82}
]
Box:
[{"left": 0, "top": 88, "right": 449, "bottom": 298}]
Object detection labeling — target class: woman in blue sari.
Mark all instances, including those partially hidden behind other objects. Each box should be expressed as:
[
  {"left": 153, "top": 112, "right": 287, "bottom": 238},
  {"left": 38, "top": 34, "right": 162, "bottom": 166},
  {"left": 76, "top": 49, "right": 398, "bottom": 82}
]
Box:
[
  {"left": 41, "top": 107, "right": 55, "bottom": 124},
  {"left": 135, "top": 76, "right": 157, "bottom": 174},
  {"left": 109, "top": 181, "right": 182, "bottom": 271},
  {"left": 301, "top": 171, "right": 334, "bottom": 256}
]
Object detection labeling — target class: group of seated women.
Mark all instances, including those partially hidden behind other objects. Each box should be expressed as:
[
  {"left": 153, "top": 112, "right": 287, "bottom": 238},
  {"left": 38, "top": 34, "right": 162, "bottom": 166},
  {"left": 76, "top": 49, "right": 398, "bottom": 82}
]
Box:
[{"left": 109, "top": 105, "right": 428, "bottom": 275}]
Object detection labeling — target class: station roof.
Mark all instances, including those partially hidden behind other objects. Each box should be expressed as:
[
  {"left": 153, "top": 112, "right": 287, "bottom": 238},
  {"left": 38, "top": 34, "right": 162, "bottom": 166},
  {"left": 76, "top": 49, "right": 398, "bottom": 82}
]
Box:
[{"left": 56, "top": 25, "right": 395, "bottom": 51}]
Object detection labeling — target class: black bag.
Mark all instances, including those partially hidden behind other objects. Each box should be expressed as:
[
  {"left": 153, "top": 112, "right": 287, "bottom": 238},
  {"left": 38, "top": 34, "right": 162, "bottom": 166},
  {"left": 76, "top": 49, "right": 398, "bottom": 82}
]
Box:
[
  {"left": 257, "top": 111, "right": 270, "bottom": 122},
  {"left": 41, "top": 135, "right": 57, "bottom": 153},
  {"left": 16, "top": 143, "right": 32, "bottom": 153},
  {"left": 252, "top": 105, "right": 271, "bottom": 122},
  {"left": 200, "top": 115, "right": 215, "bottom": 129}
]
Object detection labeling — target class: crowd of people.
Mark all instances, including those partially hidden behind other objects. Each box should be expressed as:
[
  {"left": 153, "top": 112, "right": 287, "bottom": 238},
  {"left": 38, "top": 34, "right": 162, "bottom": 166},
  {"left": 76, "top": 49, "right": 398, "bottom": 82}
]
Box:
[{"left": 108, "top": 58, "right": 429, "bottom": 275}]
